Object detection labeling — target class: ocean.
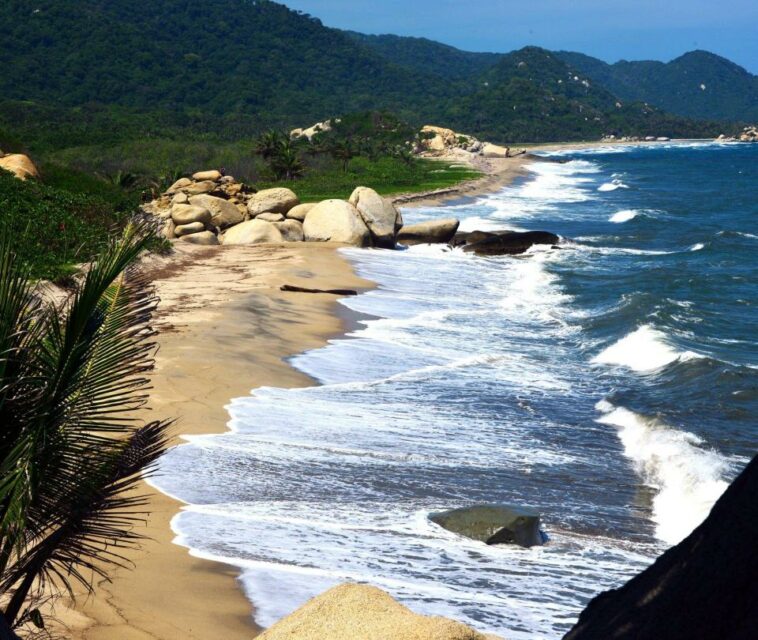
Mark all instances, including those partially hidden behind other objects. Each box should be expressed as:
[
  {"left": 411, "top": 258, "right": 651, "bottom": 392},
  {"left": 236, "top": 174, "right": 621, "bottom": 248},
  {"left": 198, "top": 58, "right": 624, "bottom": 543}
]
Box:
[{"left": 152, "top": 141, "right": 757, "bottom": 639}]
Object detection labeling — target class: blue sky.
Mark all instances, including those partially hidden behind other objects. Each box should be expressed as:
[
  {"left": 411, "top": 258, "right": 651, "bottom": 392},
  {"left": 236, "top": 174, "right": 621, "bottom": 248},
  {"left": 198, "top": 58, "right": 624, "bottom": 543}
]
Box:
[{"left": 283, "top": 0, "right": 758, "bottom": 73}]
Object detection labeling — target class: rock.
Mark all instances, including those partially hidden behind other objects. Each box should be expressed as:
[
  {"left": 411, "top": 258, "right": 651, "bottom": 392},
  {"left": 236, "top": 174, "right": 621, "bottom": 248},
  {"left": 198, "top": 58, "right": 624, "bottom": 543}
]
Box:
[
  {"left": 177, "top": 230, "right": 219, "bottom": 246},
  {"left": 172, "top": 192, "right": 189, "bottom": 205},
  {"left": 461, "top": 231, "right": 560, "bottom": 256},
  {"left": 219, "top": 175, "right": 236, "bottom": 184},
  {"left": 192, "top": 169, "right": 222, "bottom": 182},
  {"left": 349, "top": 187, "right": 401, "bottom": 248},
  {"left": 287, "top": 202, "right": 316, "bottom": 222},
  {"left": 183, "top": 180, "right": 217, "bottom": 195},
  {"left": 656, "top": 137, "right": 670, "bottom": 142},
  {"left": 174, "top": 221, "right": 207, "bottom": 237},
  {"left": 303, "top": 200, "right": 371, "bottom": 246},
  {"left": 420, "top": 126, "right": 482, "bottom": 154},
  {"left": 256, "top": 212, "right": 285, "bottom": 223},
  {"left": 257, "top": 583, "right": 497, "bottom": 640},
  {"left": 171, "top": 204, "right": 212, "bottom": 226},
  {"left": 430, "top": 504, "right": 545, "bottom": 548},
  {"left": 167, "top": 177, "right": 192, "bottom": 193},
  {"left": 162, "top": 219, "right": 176, "bottom": 240},
  {"left": 222, "top": 219, "right": 283, "bottom": 245},
  {"left": 188, "top": 194, "right": 244, "bottom": 229},
  {"left": 274, "top": 219, "right": 304, "bottom": 242},
  {"left": 247, "top": 188, "right": 300, "bottom": 217},
  {"left": 290, "top": 120, "right": 333, "bottom": 140},
  {"left": 564, "top": 455, "right": 758, "bottom": 640},
  {"left": 0, "top": 154, "right": 40, "bottom": 181},
  {"left": 481, "top": 143, "right": 509, "bottom": 158},
  {"left": 397, "top": 219, "right": 460, "bottom": 245}
]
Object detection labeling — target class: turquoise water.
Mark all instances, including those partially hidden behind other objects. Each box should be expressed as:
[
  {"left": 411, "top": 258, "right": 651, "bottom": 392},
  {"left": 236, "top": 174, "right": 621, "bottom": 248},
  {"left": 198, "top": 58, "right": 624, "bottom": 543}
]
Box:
[{"left": 153, "top": 142, "right": 756, "bottom": 639}]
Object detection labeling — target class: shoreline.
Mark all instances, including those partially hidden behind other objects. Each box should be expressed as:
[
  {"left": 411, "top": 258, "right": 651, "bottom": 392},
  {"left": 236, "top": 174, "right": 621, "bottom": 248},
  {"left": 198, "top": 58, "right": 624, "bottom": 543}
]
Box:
[{"left": 60, "top": 243, "right": 372, "bottom": 640}]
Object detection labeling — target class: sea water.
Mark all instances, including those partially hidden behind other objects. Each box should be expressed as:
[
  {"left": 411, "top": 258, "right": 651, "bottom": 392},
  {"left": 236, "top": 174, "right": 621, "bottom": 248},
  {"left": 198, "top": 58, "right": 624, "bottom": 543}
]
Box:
[{"left": 152, "top": 142, "right": 757, "bottom": 639}]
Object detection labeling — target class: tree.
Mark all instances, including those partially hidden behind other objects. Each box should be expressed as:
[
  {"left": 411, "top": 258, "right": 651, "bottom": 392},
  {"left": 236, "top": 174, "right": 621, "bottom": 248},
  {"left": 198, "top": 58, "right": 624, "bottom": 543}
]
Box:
[
  {"left": 0, "top": 225, "right": 171, "bottom": 636},
  {"left": 269, "top": 143, "right": 305, "bottom": 181},
  {"left": 328, "top": 139, "right": 360, "bottom": 173},
  {"left": 254, "top": 130, "right": 286, "bottom": 161}
]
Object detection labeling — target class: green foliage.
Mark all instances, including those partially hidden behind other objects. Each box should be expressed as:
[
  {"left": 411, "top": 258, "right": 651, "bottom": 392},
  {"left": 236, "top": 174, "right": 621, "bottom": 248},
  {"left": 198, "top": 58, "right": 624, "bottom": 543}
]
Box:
[
  {"left": 0, "top": 169, "right": 134, "bottom": 281},
  {"left": 0, "top": 226, "right": 170, "bottom": 633},
  {"left": 258, "top": 157, "right": 481, "bottom": 201}
]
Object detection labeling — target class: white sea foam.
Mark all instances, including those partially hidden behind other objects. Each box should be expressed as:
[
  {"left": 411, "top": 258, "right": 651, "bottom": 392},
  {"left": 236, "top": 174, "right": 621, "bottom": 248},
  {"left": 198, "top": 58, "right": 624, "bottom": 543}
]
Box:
[
  {"left": 598, "top": 180, "right": 629, "bottom": 192},
  {"left": 592, "top": 325, "right": 701, "bottom": 372},
  {"left": 609, "top": 209, "right": 639, "bottom": 223},
  {"left": 689, "top": 242, "right": 705, "bottom": 251},
  {"left": 595, "top": 401, "right": 730, "bottom": 544}
]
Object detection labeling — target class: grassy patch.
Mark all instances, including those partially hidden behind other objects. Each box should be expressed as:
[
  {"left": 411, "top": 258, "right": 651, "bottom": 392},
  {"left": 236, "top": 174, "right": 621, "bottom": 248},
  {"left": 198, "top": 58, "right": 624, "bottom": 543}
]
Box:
[{"left": 259, "top": 157, "right": 482, "bottom": 201}]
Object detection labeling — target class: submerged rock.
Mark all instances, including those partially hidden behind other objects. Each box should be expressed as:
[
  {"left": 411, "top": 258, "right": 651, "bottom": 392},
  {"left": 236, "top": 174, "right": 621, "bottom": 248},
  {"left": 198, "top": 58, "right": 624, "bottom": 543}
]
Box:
[
  {"left": 257, "top": 583, "right": 501, "bottom": 640},
  {"left": 430, "top": 504, "right": 545, "bottom": 548},
  {"left": 564, "top": 455, "right": 758, "bottom": 640},
  {"left": 397, "top": 218, "right": 460, "bottom": 245},
  {"left": 460, "top": 230, "right": 560, "bottom": 256}
]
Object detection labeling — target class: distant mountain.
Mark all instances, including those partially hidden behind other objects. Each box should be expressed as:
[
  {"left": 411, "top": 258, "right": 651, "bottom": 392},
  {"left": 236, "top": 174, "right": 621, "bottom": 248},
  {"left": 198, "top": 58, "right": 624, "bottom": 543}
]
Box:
[
  {"left": 0, "top": 0, "right": 724, "bottom": 146},
  {"left": 345, "top": 32, "right": 501, "bottom": 80},
  {"left": 557, "top": 50, "right": 758, "bottom": 122}
]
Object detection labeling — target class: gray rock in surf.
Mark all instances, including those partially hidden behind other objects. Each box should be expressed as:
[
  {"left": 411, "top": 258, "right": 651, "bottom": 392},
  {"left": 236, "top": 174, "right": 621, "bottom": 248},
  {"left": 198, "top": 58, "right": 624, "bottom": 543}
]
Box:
[{"left": 429, "top": 504, "right": 545, "bottom": 548}]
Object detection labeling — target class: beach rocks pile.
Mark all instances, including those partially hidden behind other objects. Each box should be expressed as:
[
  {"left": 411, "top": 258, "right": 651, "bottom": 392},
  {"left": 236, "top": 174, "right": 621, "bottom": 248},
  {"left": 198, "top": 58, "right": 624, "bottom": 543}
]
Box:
[
  {"left": 290, "top": 119, "right": 337, "bottom": 140},
  {"left": 420, "top": 125, "right": 484, "bottom": 154},
  {"left": 0, "top": 151, "right": 39, "bottom": 181},
  {"left": 258, "top": 583, "right": 503, "bottom": 640},
  {"left": 143, "top": 171, "right": 406, "bottom": 248},
  {"left": 738, "top": 125, "right": 758, "bottom": 142}
]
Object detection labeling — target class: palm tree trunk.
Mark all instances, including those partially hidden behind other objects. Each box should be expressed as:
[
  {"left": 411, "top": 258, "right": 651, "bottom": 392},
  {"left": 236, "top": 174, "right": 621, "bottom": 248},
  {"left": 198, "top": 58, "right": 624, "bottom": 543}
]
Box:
[{"left": 3, "top": 568, "right": 36, "bottom": 628}]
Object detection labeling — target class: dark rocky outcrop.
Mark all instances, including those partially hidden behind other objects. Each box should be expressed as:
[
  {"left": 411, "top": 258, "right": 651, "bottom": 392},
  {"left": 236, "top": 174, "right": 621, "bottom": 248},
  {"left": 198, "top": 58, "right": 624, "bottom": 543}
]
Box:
[
  {"left": 457, "top": 230, "right": 560, "bottom": 256},
  {"left": 430, "top": 504, "right": 545, "bottom": 548},
  {"left": 564, "top": 455, "right": 758, "bottom": 640}
]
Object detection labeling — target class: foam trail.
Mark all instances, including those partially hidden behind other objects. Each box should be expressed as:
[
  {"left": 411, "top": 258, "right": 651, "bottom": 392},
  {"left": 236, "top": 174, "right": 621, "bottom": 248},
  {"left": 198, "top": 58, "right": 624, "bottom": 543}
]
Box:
[
  {"left": 595, "top": 401, "right": 730, "bottom": 544},
  {"left": 609, "top": 210, "right": 638, "bottom": 223},
  {"left": 598, "top": 180, "right": 629, "bottom": 192},
  {"left": 689, "top": 243, "right": 705, "bottom": 252},
  {"left": 592, "top": 325, "right": 700, "bottom": 372}
]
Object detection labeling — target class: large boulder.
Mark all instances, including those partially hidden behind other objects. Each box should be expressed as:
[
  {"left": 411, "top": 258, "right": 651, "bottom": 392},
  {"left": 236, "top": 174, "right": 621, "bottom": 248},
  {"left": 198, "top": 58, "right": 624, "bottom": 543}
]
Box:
[
  {"left": 171, "top": 204, "right": 212, "bottom": 226},
  {"left": 247, "top": 187, "right": 300, "bottom": 217},
  {"left": 166, "top": 177, "right": 192, "bottom": 193},
  {"left": 222, "top": 219, "right": 283, "bottom": 245},
  {"left": 303, "top": 200, "right": 371, "bottom": 246},
  {"left": 192, "top": 169, "right": 222, "bottom": 181},
  {"left": 257, "top": 212, "right": 285, "bottom": 223},
  {"left": 287, "top": 202, "right": 316, "bottom": 222},
  {"left": 174, "top": 221, "right": 207, "bottom": 237},
  {"left": 183, "top": 180, "right": 216, "bottom": 195},
  {"left": 397, "top": 219, "right": 460, "bottom": 245},
  {"left": 188, "top": 194, "right": 244, "bottom": 229},
  {"left": 430, "top": 504, "right": 545, "bottom": 548},
  {"left": 257, "top": 583, "right": 499, "bottom": 640},
  {"left": 0, "top": 154, "right": 39, "bottom": 181},
  {"left": 461, "top": 231, "right": 560, "bottom": 256},
  {"left": 349, "top": 187, "right": 401, "bottom": 248},
  {"left": 564, "top": 455, "right": 758, "bottom": 640},
  {"left": 274, "top": 219, "right": 304, "bottom": 242},
  {"left": 481, "top": 143, "right": 509, "bottom": 158}
]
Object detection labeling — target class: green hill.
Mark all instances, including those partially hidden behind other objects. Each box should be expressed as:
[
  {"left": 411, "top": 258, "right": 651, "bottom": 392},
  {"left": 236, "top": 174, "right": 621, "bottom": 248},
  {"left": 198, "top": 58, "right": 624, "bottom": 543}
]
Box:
[{"left": 557, "top": 50, "right": 758, "bottom": 122}]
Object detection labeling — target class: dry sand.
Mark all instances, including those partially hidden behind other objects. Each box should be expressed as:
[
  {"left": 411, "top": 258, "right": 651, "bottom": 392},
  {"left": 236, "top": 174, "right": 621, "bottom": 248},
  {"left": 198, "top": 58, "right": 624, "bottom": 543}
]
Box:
[{"left": 56, "top": 243, "right": 371, "bottom": 640}]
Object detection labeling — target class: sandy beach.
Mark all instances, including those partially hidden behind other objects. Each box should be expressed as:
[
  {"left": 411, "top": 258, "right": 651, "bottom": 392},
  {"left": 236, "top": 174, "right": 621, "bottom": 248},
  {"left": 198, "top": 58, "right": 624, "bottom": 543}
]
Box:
[{"left": 55, "top": 148, "right": 545, "bottom": 638}]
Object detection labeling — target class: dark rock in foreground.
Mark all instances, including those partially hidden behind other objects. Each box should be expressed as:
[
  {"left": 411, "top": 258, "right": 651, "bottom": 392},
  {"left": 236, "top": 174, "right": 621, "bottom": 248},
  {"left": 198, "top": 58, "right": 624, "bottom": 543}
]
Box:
[
  {"left": 564, "top": 455, "right": 758, "bottom": 640},
  {"left": 430, "top": 504, "right": 545, "bottom": 548},
  {"left": 456, "top": 230, "right": 560, "bottom": 256}
]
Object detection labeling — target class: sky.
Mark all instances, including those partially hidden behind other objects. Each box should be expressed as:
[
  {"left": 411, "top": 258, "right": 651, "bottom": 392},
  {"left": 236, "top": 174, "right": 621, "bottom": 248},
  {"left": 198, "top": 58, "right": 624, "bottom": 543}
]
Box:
[{"left": 282, "top": 0, "right": 758, "bottom": 73}]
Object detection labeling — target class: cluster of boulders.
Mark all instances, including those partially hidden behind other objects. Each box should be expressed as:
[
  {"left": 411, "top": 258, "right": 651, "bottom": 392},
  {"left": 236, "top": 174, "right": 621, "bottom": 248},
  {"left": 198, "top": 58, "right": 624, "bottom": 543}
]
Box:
[
  {"left": 418, "top": 125, "right": 527, "bottom": 160},
  {"left": 0, "top": 151, "right": 39, "bottom": 181},
  {"left": 144, "top": 170, "right": 418, "bottom": 248},
  {"left": 720, "top": 126, "right": 758, "bottom": 142},
  {"left": 290, "top": 119, "right": 337, "bottom": 140}
]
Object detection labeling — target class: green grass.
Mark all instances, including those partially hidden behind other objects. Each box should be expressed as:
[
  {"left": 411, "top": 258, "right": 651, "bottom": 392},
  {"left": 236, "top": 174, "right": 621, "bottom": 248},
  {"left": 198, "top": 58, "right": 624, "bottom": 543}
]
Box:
[{"left": 259, "top": 157, "right": 482, "bottom": 201}]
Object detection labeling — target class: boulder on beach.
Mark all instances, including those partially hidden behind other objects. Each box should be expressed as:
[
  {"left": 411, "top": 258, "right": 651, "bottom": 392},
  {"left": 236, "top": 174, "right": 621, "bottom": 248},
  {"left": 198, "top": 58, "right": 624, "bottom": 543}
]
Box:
[
  {"left": 166, "top": 177, "right": 192, "bottom": 193},
  {"left": 397, "top": 219, "right": 460, "bottom": 245},
  {"left": 481, "top": 143, "right": 509, "bottom": 158},
  {"left": 303, "top": 200, "right": 371, "bottom": 246},
  {"left": 177, "top": 230, "right": 219, "bottom": 246},
  {"left": 192, "top": 169, "right": 222, "bottom": 182},
  {"left": 0, "top": 153, "right": 40, "bottom": 181},
  {"left": 257, "top": 583, "right": 501, "bottom": 640},
  {"left": 349, "top": 186, "right": 402, "bottom": 248},
  {"left": 174, "top": 221, "right": 207, "bottom": 237},
  {"left": 170, "top": 204, "right": 212, "bottom": 227},
  {"left": 460, "top": 231, "right": 560, "bottom": 256},
  {"left": 188, "top": 194, "right": 244, "bottom": 229},
  {"left": 430, "top": 504, "right": 545, "bottom": 548},
  {"left": 564, "top": 455, "right": 758, "bottom": 640},
  {"left": 287, "top": 202, "right": 316, "bottom": 222},
  {"left": 257, "top": 212, "right": 285, "bottom": 223},
  {"left": 248, "top": 187, "right": 300, "bottom": 217},
  {"left": 183, "top": 180, "right": 217, "bottom": 195},
  {"left": 274, "top": 219, "right": 305, "bottom": 242},
  {"left": 222, "top": 219, "right": 283, "bottom": 245}
]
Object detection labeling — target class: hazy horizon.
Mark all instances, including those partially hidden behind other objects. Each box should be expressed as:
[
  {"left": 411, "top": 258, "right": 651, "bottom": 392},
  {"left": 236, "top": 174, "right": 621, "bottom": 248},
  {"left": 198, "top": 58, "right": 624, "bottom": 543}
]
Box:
[{"left": 283, "top": 0, "right": 758, "bottom": 74}]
